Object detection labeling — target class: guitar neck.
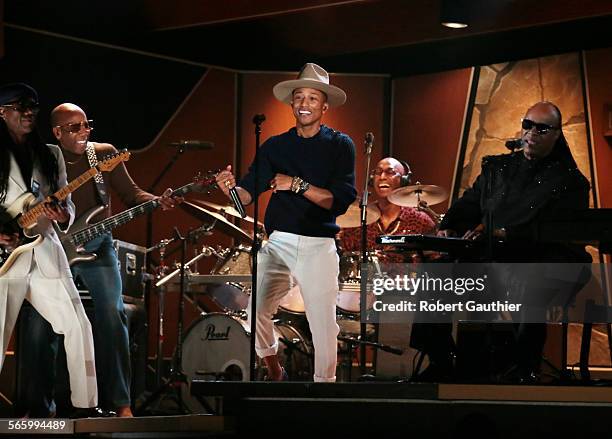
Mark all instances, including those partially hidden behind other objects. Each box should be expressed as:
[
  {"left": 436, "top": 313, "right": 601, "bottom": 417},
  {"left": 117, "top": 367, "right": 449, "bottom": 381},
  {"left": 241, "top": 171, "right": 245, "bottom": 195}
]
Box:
[
  {"left": 17, "top": 167, "right": 99, "bottom": 229},
  {"left": 71, "top": 182, "right": 195, "bottom": 246},
  {"left": 56, "top": 167, "right": 100, "bottom": 201},
  {"left": 72, "top": 199, "right": 157, "bottom": 245}
]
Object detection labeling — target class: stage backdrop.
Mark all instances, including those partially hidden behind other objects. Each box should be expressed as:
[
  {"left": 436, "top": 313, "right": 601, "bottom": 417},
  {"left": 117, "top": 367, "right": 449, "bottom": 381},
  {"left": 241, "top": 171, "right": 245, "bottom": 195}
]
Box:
[{"left": 455, "top": 53, "right": 596, "bottom": 206}]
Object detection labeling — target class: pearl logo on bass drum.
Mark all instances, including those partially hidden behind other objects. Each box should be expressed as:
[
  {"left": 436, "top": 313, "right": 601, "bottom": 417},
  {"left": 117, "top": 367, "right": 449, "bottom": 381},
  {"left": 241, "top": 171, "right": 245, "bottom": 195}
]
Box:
[{"left": 204, "top": 324, "right": 231, "bottom": 341}]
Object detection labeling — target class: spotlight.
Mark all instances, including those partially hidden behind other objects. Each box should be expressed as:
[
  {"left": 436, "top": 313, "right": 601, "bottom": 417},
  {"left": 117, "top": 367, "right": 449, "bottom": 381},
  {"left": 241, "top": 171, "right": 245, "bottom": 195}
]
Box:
[{"left": 440, "top": 0, "right": 469, "bottom": 29}]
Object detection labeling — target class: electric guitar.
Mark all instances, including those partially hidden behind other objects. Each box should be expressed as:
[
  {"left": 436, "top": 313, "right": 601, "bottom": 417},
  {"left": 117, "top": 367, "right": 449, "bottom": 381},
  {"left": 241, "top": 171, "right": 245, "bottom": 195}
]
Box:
[
  {"left": 0, "top": 150, "right": 131, "bottom": 276},
  {"left": 57, "top": 173, "right": 216, "bottom": 266}
]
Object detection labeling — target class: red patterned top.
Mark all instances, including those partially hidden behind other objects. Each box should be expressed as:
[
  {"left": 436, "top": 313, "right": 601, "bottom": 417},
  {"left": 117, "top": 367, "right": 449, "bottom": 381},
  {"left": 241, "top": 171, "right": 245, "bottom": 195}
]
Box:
[{"left": 338, "top": 205, "right": 437, "bottom": 262}]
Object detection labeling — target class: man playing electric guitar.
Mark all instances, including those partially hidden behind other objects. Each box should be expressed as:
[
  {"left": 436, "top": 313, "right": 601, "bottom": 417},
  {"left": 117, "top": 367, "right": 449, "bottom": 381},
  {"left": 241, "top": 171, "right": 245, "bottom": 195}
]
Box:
[
  {"left": 0, "top": 83, "right": 105, "bottom": 417},
  {"left": 21, "top": 103, "right": 182, "bottom": 418}
]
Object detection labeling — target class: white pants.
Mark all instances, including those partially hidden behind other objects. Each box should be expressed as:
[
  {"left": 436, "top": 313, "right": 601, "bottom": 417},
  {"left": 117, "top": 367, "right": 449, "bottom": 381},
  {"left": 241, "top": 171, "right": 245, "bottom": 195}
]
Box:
[
  {"left": 0, "top": 261, "right": 98, "bottom": 408},
  {"left": 250, "top": 231, "right": 339, "bottom": 382}
]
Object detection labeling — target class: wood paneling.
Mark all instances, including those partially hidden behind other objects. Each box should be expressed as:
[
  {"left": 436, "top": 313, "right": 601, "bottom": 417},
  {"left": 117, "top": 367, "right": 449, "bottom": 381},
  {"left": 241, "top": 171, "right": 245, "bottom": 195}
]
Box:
[
  {"left": 585, "top": 48, "right": 612, "bottom": 209},
  {"left": 112, "top": 68, "right": 238, "bottom": 356},
  {"left": 391, "top": 68, "right": 473, "bottom": 213}
]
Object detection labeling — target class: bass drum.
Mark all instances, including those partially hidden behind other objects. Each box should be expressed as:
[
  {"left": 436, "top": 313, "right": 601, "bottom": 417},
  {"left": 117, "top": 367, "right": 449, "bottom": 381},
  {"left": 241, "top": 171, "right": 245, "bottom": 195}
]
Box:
[{"left": 180, "top": 313, "right": 313, "bottom": 413}]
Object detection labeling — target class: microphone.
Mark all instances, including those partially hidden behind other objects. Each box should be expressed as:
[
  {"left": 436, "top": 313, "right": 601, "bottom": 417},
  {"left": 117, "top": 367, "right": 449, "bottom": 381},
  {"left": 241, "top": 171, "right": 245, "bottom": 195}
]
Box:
[
  {"left": 364, "top": 132, "right": 374, "bottom": 155},
  {"left": 505, "top": 138, "right": 525, "bottom": 151},
  {"left": 228, "top": 185, "right": 247, "bottom": 218},
  {"left": 252, "top": 114, "right": 266, "bottom": 124},
  {"left": 168, "top": 140, "right": 214, "bottom": 150}
]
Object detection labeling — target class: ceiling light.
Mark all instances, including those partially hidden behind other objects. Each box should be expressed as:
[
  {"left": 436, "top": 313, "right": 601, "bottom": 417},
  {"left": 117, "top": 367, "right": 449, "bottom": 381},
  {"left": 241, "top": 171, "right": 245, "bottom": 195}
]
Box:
[{"left": 440, "top": 0, "right": 469, "bottom": 29}]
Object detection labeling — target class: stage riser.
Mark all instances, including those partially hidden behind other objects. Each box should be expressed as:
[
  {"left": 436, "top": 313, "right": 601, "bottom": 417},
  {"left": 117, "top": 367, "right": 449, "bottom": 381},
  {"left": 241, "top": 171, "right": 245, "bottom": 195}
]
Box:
[{"left": 231, "top": 398, "right": 612, "bottom": 437}]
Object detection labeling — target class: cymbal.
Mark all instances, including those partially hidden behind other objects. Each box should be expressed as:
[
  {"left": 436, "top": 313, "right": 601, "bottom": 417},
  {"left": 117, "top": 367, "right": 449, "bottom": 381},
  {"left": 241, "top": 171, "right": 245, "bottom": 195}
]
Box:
[
  {"left": 180, "top": 201, "right": 253, "bottom": 243},
  {"left": 191, "top": 199, "right": 262, "bottom": 226},
  {"left": 387, "top": 184, "right": 448, "bottom": 207},
  {"left": 336, "top": 201, "right": 381, "bottom": 228}
]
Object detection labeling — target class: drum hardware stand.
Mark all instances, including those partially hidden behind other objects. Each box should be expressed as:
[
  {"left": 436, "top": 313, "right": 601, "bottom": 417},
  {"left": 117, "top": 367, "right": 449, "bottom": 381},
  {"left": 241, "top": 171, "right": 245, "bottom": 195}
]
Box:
[
  {"left": 143, "top": 145, "right": 188, "bottom": 285},
  {"left": 146, "top": 237, "right": 175, "bottom": 388},
  {"left": 359, "top": 132, "right": 375, "bottom": 375},
  {"left": 250, "top": 113, "right": 265, "bottom": 381},
  {"left": 136, "top": 225, "right": 214, "bottom": 415},
  {"left": 278, "top": 335, "right": 314, "bottom": 379},
  {"left": 337, "top": 335, "right": 403, "bottom": 381}
]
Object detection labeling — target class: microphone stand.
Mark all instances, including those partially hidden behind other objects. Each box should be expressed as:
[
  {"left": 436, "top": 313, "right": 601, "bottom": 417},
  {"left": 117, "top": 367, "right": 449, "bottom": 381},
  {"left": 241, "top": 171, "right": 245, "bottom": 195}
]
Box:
[
  {"left": 145, "top": 146, "right": 186, "bottom": 258},
  {"left": 359, "top": 133, "right": 374, "bottom": 375},
  {"left": 250, "top": 114, "right": 265, "bottom": 381}
]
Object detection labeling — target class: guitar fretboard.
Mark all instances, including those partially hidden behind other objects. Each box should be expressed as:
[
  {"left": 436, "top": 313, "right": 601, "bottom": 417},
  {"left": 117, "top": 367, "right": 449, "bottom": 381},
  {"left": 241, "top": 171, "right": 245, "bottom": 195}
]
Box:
[
  {"left": 17, "top": 167, "right": 100, "bottom": 228},
  {"left": 72, "top": 199, "right": 157, "bottom": 246},
  {"left": 71, "top": 182, "right": 195, "bottom": 247}
]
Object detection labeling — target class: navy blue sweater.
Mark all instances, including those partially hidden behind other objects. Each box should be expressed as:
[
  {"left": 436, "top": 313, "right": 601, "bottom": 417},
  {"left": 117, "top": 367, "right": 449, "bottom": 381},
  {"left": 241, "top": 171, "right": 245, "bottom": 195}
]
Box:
[{"left": 240, "top": 125, "right": 357, "bottom": 238}]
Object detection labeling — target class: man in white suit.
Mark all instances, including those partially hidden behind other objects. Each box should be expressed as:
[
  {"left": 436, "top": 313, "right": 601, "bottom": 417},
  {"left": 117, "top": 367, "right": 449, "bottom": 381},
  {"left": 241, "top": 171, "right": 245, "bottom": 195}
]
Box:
[{"left": 0, "top": 83, "right": 105, "bottom": 417}]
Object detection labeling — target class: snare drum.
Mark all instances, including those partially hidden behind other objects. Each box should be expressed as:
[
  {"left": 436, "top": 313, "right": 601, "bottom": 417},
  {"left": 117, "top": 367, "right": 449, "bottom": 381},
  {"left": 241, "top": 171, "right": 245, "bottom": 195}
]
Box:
[
  {"left": 278, "top": 284, "right": 305, "bottom": 315},
  {"left": 277, "top": 282, "right": 363, "bottom": 316},
  {"left": 336, "top": 251, "right": 379, "bottom": 315},
  {"left": 337, "top": 281, "right": 361, "bottom": 314}
]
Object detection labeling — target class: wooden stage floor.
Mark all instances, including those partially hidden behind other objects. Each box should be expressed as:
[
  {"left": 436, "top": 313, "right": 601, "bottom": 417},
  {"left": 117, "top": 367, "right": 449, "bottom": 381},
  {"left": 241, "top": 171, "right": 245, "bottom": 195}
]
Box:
[{"left": 2, "top": 382, "right": 612, "bottom": 437}]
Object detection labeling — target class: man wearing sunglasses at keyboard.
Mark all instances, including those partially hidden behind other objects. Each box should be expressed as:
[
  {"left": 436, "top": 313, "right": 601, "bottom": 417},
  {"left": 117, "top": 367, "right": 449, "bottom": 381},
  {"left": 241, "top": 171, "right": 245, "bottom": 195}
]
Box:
[
  {"left": 20, "top": 103, "right": 181, "bottom": 417},
  {"left": 436, "top": 101, "right": 591, "bottom": 383}
]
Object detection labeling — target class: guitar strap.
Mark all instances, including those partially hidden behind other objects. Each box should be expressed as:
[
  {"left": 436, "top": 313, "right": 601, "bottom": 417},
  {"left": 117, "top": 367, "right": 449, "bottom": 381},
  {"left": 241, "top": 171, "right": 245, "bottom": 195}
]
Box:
[{"left": 85, "top": 142, "right": 109, "bottom": 206}]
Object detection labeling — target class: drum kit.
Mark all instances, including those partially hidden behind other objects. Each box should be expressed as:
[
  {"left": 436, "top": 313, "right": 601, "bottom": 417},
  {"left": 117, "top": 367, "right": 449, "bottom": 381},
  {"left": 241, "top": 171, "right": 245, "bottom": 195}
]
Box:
[
  {"left": 148, "top": 182, "right": 448, "bottom": 412},
  {"left": 333, "top": 182, "right": 448, "bottom": 374},
  {"left": 145, "top": 199, "right": 316, "bottom": 412}
]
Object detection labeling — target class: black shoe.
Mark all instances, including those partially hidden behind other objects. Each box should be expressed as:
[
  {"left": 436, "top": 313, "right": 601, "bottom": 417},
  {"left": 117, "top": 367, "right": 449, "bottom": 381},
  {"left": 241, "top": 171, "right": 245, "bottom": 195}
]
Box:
[
  {"left": 70, "top": 407, "right": 117, "bottom": 418},
  {"left": 411, "top": 361, "right": 454, "bottom": 383},
  {"left": 498, "top": 365, "right": 540, "bottom": 385}
]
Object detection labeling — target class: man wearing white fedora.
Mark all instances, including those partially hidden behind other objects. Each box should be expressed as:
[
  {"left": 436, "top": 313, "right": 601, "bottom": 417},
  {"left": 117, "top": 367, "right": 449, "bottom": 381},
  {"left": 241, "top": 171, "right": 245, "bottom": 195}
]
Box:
[{"left": 217, "top": 63, "right": 357, "bottom": 382}]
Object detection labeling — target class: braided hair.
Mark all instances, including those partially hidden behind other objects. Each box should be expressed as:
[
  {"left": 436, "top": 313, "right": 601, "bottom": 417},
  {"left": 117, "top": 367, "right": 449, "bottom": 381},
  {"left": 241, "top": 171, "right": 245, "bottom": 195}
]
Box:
[{"left": 0, "top": 119, "right": 58, "bottom": 204}]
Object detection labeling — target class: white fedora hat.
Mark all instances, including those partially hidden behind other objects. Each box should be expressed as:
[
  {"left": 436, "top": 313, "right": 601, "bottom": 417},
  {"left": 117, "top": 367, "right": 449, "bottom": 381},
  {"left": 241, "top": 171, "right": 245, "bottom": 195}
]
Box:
[{"left": 273, "top": 63, "right": 347, "bottom": 107}]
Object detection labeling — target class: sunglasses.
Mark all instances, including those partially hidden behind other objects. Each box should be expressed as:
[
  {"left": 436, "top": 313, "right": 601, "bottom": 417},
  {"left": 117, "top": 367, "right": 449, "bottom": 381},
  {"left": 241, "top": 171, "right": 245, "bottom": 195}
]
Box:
[
  {"left": 521, "top": 118, "right": 558, "bottom": 135},
  {"left": 1, "top": 102, "right": 40, "bottom": 114},
  {"left": 56, "top": 120, "right": 94, "bottom": 133},
  {"left": 373, "top": 168, "right": 400, "bottom": 177}
]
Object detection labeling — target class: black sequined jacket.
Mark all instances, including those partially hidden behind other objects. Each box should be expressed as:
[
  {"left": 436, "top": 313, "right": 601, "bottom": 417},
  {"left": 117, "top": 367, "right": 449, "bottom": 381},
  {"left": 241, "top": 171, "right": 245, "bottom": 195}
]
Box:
[{"left": 441, "top": 148, "right": 591, "bottom": 262}]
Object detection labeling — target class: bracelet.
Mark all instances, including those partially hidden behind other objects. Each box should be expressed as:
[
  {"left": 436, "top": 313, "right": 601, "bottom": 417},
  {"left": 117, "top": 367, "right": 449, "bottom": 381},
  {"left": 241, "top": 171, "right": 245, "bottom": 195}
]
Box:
[
  {"left": 298, "top": 180, "right": 310, "bottom": 195},
  {"left": 291, "top": 176, "right": 310, "bottom": 195},
  {"left": 290, "top": 176, "right": 300, "bottom": 193}
]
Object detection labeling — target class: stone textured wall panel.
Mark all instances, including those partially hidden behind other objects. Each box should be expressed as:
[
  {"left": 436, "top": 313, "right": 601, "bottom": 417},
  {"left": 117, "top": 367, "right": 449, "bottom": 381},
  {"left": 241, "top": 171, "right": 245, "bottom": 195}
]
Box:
[{"left": 458, "top": 53, "right": 593, "bottom": 208}]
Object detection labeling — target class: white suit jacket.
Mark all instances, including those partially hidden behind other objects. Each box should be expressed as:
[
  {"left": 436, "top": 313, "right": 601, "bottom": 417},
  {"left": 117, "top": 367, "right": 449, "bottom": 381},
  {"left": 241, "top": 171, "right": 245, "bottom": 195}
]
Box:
[{"left": 1, "top": 144, "right": 75, "bottom": 278}]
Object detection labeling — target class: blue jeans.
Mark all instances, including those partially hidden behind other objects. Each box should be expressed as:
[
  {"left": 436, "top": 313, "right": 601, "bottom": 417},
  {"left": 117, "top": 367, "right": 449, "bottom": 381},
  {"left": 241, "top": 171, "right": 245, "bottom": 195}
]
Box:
[{"left": 20, "top": 233, "right": 131, "bottom": 413}]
